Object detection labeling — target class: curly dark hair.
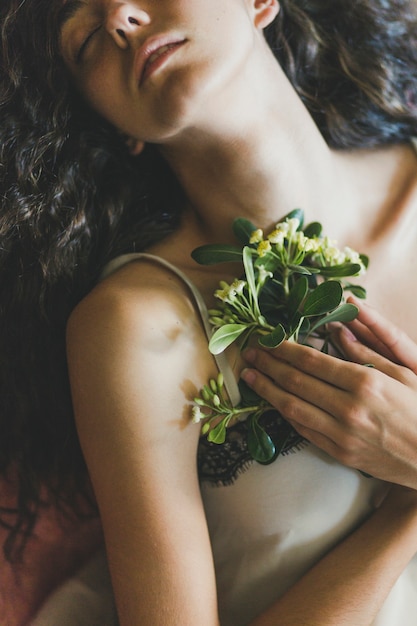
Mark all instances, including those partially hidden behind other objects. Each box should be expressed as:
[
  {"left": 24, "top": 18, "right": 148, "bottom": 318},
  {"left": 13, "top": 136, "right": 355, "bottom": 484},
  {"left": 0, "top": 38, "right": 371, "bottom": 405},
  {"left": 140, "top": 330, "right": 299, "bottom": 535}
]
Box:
[
  {"left": 1, "top": 0, "right": 417, "bottom": 560},
  {"left": 266, "top": 0, "right": 417, "bottom": 146}
]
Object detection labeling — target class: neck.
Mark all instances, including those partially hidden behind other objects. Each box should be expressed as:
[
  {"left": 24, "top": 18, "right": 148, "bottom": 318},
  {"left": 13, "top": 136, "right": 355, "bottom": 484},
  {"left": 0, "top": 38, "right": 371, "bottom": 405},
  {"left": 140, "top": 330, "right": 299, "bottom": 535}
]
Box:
[{"left": 155, "top": 44, "right": 414, "bottom": 252}]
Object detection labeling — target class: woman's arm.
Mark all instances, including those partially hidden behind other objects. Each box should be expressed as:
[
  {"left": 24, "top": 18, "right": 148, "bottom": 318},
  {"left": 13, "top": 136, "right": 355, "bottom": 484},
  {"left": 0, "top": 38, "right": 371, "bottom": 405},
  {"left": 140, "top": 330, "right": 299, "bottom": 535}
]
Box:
[
  {"left": 68, "top": 267, "right": 417, "bottom": 626},
  {"left": 253, "top": 485, "right": 417, "bottom": 626},
  {"left": 67, "top": 262, "right": 221, "bottom": 625},
  {"left": 241, "top": 298, "right": 417, "bottom": 489}
]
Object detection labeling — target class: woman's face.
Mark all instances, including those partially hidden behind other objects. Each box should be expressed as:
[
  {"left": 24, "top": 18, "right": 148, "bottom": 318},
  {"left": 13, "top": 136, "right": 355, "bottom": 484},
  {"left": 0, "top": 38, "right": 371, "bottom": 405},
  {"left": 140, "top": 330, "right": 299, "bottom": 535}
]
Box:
[{"left": 59, "top": 0, "right": 277, "bottom": 145}]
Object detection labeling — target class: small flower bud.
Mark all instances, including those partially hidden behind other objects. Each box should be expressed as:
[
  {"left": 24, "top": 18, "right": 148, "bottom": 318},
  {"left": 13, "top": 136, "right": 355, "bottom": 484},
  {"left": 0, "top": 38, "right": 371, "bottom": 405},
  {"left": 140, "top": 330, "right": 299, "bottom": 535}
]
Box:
[
  {"left": 210, "top": 316, "right": 226, "bottom": 326},
  {"left": 217, "top": 372, "right": 224, "bottom": 390},
  {"left": 191, "top": 406, "right": 203, "bottom": 424}
]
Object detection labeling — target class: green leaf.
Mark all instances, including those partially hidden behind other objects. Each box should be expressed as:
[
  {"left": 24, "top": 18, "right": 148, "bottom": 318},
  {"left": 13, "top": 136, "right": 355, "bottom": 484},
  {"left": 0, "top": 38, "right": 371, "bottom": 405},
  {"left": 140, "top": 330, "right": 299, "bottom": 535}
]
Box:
[
  {"left": 309, "top": 303, "right": 359, "bottom": 333},
  {"left": 303, "top": 221, "right": 322, "bottom": 238},
  {"left": 209, "top": 324, "right": 247, "bottom": 354},
  {"left": 316, "top": 263, "right": 362, "bottom": 278},
  {"left": 191, "top": 244, "right": 243, "bottom": 265},
  {"left": 289, "top": 311, "right": 303, "bottom": 336},
  {"left": 287, "top": 275, "right": 308, "bottom": 319},
  {"left": 273, "top": 420, "right": 294, "bottom": 456},
  {"left": 302, "top": 281, "right": 343, "bottom": 317},
  {"left": 247, "top": 416, "right": 276, "bottom": 463},
  {"left": 360, "top": 254, "right": 369, "bottom": 269},
  {"left": 238, "top": 379, "right": 263, "bottom": 405},
  {"left": 208, "top": 420, "right": 227, "bottom": 444},
  {"left": 344, "top": 283, "right": 367, "bottom": 299},
  {"left": 288, "top": 264, "right": 314, "bottom": 275},
  {"left": 258, "top": 323, "right": 286, "bottom": 348},
  {"left": 243, "top": 246, "right": 258, "bottom": 304},
  {"left": 254, "top": 253, "right": 281, "bottom": 274},
  {"left": 233, "top": 217, "right": 258, "bottom": 244}
]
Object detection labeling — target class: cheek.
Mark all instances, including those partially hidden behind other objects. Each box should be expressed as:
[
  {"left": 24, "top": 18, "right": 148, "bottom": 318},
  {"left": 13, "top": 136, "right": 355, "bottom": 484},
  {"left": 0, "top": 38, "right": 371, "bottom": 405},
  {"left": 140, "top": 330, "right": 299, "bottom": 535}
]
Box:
[
  {"left": 81, "top": 65, "right": 130, "bottom": 128},
  {"left": 81, "top": 67, "right": 125, "bottom": 123}
]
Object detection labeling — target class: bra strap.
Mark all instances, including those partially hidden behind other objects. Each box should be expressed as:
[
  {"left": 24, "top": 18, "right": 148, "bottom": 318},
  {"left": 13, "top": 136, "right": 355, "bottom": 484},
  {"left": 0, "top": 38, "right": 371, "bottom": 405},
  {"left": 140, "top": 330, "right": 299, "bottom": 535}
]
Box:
[{"left": 100, "top": 253, "right": 241, "bottom": 407}]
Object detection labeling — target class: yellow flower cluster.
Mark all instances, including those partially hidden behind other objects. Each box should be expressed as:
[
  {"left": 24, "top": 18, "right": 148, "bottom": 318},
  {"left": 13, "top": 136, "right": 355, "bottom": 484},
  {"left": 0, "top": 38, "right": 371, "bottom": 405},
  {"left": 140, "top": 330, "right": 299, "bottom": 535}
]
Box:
[
  {"left": 214, "top": 279, "right": 246, "bottom": 303},
  {"left": 249, "top": 217, "right": 366, "bottom": 272}
]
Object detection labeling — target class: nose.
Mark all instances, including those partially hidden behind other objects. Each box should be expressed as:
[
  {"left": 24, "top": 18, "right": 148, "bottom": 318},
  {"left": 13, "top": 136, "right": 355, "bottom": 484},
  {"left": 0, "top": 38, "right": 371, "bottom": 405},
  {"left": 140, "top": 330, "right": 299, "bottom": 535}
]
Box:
[{"left": 106, "top": 2, "right": 151, "bottom": 48}]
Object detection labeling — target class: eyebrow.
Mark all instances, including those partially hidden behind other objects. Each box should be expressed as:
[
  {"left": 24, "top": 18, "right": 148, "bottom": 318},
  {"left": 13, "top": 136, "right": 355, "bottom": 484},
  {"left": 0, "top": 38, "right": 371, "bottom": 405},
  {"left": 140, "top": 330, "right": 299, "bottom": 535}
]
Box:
[{"left": 58, "top": 0, "right": 87, "bottom": 31}]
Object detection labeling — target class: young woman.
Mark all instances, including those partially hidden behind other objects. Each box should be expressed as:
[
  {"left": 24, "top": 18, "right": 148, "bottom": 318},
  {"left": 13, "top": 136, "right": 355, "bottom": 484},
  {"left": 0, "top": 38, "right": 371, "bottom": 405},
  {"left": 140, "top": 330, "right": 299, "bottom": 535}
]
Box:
[{"left": 2, "top": 0, "right": 417, "bottom": 624}]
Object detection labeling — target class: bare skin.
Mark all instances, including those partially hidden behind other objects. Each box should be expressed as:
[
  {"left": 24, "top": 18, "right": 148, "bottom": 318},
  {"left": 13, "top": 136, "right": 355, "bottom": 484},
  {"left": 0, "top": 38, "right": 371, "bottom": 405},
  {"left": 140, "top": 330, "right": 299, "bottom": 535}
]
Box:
[{"left": 62, "top": 0, "right": 417, "bottom": 623}]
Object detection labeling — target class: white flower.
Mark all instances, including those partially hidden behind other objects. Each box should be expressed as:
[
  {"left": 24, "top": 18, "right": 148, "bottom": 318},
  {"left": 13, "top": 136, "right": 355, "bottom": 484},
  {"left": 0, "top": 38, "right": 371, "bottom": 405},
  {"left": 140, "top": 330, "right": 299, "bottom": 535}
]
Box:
[
  {"left": 274, "top": 221, "right": 290, "bottom": 236},
  {"left": 250, "top": 229, "right": 264, "bottom": 244},
  {"left": 191, "top": 406, "right": 204, "bottom": 424},
  {"left": 293, "top": 232, "right": 308, "bottom": 250},
  {"left": 286, "top": 217, "right": 300, "bottom": 238},
  {"left": 343, "top": 246, "right": 360, "bottom": 263},
  {"left": 215, "top": 279, "right": 246, "bottom": 303},
  {"left": 231, "top": 279, "right": 246, "bottom": 295},
  {"left": 257, "top": 240, "right": 272, "bottom": 257},
  {"left": 267, "top": 229, "right": 285, "bottom": 246},
  {"left": 319, "top": 237, "right": 345, "bottom": 265},
  {"left": 323, "top": 246, "right": 345, "bottom": 265},
  {"left": 214, "top": 280, "right": 234, "bottom": 302},
  {"left": 257, "top": 265, "right": 273, "bottom": 284},
  {"left": 214, "top": 287, "right": 230, "bottom": 302},
  {"left": 303, "top": 237, "right": 320, "bottom": 253},
  {"left": 343, "top": 247, "right": 367, "bottom": 274}
]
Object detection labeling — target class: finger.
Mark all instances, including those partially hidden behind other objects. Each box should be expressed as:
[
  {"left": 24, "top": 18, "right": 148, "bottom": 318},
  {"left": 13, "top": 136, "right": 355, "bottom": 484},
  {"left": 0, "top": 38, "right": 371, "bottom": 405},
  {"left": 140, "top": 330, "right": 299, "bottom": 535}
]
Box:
[
  {"left": 347, "top": 296, "right": 417, "bottom": 372},
  {"left": 245, "top": 341, "right": 364, "bottom": 392},
  {"left": 240, "top": 349, "right": 365, "bottom": 430},
  {"left": 344, "top": 317, "right": 396, "bottom": 360},
  {"left": 240, "top": 367, "right": 369, "bottom": 467},
  {"left": 285, "top": 419, "right": 353, "bottom": 465},
  {"left": 253, "top": 349, "right": 347, "bottom": 414},
  {"left": 333, "top": 325, "right": 411, "bottom": 383},
  {"left": 240, "top": 367, "right": 342, "bottom": 439}
]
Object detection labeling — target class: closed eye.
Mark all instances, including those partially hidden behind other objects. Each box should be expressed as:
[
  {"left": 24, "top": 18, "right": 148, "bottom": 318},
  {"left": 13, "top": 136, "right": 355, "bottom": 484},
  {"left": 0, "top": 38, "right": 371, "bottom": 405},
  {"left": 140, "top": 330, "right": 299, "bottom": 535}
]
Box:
[{"left": 76, "top": 25, "right": 102, "bottom": 63}]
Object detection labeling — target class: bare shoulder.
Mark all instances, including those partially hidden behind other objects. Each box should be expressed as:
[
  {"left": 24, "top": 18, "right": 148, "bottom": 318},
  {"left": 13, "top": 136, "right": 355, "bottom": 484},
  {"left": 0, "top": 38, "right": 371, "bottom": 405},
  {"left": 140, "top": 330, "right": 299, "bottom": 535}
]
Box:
[
  {"left": 67, "top": 257, "right": 203, "bottom": 353},
  {"left": 66, "top": 257, "right": 216, "bottom": 455}
]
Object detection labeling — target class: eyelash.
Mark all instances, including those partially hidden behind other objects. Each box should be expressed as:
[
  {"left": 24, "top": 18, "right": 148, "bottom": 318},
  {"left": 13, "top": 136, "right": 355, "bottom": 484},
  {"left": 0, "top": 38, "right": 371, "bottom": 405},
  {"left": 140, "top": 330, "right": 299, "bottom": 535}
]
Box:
[{"left": 76, "top": 25, "right": 102, "bottom": 63}]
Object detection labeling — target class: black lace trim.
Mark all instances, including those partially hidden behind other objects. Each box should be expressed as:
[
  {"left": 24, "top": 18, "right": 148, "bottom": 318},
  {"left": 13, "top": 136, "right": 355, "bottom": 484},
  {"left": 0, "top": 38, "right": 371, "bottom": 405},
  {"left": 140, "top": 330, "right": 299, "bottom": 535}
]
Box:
[{"left": 198, "top": 411, "right": 308, "bottom": 486}]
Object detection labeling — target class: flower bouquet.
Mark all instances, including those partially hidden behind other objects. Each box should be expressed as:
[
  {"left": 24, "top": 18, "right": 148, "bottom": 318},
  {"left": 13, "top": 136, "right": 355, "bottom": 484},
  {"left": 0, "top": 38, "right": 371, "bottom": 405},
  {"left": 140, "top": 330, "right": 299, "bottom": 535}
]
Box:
[{"left": 191, "top": 209, "right": 368, "bottom": 464}]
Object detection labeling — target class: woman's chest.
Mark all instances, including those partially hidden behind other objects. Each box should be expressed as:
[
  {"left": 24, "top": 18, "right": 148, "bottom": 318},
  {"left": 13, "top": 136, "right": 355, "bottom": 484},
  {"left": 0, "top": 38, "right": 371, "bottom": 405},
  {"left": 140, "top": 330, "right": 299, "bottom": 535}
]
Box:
[{"left": 356, "top": 233, "right": 417, "bottom": 341}]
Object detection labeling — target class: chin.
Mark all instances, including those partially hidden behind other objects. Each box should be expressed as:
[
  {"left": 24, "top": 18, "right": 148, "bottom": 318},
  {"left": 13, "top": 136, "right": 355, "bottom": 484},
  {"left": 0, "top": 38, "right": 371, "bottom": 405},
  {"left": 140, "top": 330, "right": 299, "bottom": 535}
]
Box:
[{"left": 152, "top": 71, "right": 210, "bottom": 133}]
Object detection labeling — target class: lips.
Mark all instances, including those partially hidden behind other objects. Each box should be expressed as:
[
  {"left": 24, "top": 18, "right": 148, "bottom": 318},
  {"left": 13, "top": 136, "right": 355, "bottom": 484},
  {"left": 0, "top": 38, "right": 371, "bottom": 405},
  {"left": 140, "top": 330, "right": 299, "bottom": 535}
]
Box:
[{"left": 136, "top": 36, "right": 186, "bottom": 86}]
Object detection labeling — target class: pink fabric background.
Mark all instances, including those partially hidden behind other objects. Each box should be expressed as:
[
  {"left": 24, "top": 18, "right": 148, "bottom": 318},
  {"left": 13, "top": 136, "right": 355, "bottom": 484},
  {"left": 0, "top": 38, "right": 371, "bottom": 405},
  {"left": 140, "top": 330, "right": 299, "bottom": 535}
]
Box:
[{"left": 0, "top": 474, "right": 102, "bottom": 626}]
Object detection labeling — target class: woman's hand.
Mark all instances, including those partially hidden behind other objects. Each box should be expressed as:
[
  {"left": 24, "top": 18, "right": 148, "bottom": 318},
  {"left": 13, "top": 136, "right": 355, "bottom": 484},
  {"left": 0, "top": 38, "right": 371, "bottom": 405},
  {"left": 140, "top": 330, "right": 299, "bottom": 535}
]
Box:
[{"left": 241, "top": 297, "right": 417, "bottom": 488}]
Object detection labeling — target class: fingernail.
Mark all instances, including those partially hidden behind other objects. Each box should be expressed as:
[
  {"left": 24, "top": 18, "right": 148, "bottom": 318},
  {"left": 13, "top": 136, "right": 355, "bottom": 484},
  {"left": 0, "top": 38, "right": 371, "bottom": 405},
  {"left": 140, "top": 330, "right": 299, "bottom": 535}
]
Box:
[{"left": 241, "top": 368, "right": 256, "bottom": 385}]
